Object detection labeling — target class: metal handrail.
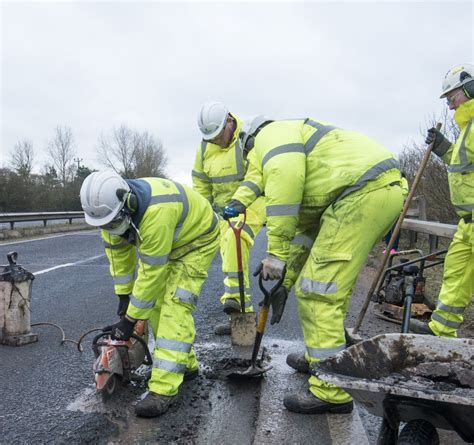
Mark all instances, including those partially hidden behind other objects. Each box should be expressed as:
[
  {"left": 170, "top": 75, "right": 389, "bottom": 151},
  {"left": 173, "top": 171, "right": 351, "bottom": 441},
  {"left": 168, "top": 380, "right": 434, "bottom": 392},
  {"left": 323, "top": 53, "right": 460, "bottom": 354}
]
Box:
[{"left": 0, "top": 211, "right": 85, "bottom": 229}]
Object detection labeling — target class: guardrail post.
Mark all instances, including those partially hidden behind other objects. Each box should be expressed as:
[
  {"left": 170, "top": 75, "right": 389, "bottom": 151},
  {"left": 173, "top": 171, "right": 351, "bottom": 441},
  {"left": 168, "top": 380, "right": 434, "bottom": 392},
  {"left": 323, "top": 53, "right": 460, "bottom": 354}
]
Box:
[
  {"left": 43, "top": 220, "right": 47, "bottom": 227},
  {"left": 9, "top": 222, "right": 14, "bottom": 230},
  {"left": 69, "top": 218, "right": 72, "bottom": 224},
  {"left": 428, "top": 234, "right": 439, "bottom": 253}
]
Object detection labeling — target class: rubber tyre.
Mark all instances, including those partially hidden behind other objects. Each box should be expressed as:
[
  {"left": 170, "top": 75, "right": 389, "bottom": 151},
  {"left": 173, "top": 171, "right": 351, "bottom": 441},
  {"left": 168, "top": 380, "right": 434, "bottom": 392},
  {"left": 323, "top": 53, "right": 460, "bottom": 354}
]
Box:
[
  {"left": 377, "top": 418, "right": 398, "bottom": 445},
  {"left": 397, "top": 420, "right": 439, "bottom": 445}
]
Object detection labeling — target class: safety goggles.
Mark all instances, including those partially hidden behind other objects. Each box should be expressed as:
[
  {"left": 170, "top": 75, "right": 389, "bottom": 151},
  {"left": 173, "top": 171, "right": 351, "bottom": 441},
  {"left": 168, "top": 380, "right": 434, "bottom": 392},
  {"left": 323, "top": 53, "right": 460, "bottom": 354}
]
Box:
[
  {"left": 101, "top": 210, "right": 128, "bottom": 231},
  {"left": 446, "top": 89, "right": 463, "bottom": 105}
]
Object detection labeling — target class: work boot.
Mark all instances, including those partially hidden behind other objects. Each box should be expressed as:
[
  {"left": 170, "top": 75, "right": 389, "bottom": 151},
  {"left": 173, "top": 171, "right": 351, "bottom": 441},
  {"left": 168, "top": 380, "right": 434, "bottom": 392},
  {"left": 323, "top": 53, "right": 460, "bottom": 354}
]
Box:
[
  {"left": 214, "top": 321, "right": 231, "bottom": 335},
  {"left": 286, "top": 353, "right": 310, "bottom": 373},
  {"left": 135, "top": 392, "right": 176, "bottom": 417},
  {"left": 409, "top": 318, "right": 435, "bottom": 335},
  {"left": 283, "top": 389, "right": 353, "bottom": 414},
  {"left": 223, "top": 298, "right": 241, "bottom": 315}
]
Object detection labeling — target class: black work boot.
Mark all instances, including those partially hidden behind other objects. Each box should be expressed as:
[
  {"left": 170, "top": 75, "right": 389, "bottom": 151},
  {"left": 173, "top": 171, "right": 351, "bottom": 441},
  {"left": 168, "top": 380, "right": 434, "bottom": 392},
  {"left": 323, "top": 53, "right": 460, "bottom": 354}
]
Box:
[
  {"left": 223, "top": 298, "right": 241, "bottom": 315},
  {"left": 135, "top": 392, "right": 176, "bottom": 417},
  {"left": 286, "top": 353, "right": 310, "bottom": 373},
  {"left": 183, "top": 368, "right": 199, "bottom": 381},
  {"left": 214, "top": 321, "right": 231, "bottom": 335},
  {"left": 283, "top": 389, "right": 353, "bottom": 414},
  {"left": 409, "top": 318, "right": 435, "bottom": 335}
]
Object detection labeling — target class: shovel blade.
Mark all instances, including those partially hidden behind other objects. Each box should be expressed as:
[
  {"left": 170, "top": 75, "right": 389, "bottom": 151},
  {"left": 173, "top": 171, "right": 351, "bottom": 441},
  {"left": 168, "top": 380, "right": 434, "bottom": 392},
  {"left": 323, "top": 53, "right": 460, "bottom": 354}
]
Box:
[
  {"left": 230, "top": 312, "right": 257, "bottom": 347},
  {"left": 227, "top": 364, "right": 273, "bottom": 380}
]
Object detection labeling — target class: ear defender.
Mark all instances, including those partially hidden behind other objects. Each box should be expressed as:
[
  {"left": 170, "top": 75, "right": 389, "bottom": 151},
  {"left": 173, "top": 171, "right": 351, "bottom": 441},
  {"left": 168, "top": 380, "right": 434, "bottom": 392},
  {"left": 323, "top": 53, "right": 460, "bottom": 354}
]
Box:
[
  {"left": 460, "top": 71, "right": 474, "bottom": 99},
  {"left": 116, "top": 188, "right": 138, "bottom": 213}
]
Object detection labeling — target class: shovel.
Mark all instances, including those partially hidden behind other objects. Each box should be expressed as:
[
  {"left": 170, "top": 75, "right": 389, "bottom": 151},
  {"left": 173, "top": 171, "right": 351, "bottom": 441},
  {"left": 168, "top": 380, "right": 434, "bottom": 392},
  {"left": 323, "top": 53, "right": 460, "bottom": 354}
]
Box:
[
  {"left": 227, "top": 268, "right": 285, "bottom": 379},
  {"left": 229, "top": 211, "right": 258, "bottom": 347}
]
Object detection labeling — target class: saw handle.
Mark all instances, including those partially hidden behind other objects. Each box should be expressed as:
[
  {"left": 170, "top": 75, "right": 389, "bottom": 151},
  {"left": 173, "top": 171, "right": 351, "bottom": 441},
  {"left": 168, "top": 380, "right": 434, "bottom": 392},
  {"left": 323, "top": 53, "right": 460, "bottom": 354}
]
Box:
[{"left": 93, "top": 332, "right": 153, "bottom": 365}]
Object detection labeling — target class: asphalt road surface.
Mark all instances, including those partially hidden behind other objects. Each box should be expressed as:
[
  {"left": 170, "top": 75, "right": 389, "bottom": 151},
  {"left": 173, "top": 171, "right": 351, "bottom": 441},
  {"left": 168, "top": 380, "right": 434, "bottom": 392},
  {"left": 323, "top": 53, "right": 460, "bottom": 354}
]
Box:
[{"left": 0, "top": 230, "right": 466, "bottom": 444}]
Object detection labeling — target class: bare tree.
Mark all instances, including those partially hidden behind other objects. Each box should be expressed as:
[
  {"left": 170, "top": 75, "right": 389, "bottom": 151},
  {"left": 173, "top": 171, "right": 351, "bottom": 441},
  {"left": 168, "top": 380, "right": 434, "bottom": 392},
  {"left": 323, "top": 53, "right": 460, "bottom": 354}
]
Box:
[
  {"left": 10, "top": 139, "right": 35, "bottom": 178},
  {"left": 47, "top": 125, "right": 76, "bottom": 186},
  {"left": 97, "top": 125, "right": 167, "bottom": 178},
  {"left": 134, "top": 131, "right": 168, "bottom": 178}
]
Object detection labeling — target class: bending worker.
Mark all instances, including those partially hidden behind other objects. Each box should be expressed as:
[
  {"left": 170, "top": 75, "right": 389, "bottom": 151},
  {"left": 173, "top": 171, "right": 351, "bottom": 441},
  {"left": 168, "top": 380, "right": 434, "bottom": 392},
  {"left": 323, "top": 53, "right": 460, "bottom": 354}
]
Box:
[
  {"left": 192, "top": 102, "right": 266, "bottom": 334},
  {"left": 80, "top": 171, "right": 220, "bottom": 417},
  {"left": 224, "top": 116, "right": 404, "bottom": 414},
  {"left": 412, "top": 63, "right": 474, "bottom": 337}
]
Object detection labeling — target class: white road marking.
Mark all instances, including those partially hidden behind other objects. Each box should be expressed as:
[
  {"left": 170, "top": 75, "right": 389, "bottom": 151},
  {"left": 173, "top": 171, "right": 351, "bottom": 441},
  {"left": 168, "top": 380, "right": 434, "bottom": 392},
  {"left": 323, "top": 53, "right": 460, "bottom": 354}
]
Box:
[
  {"left": 0, "top": 231, "right": 99, "bottom": 246},
  {"left": 33, "top": 254, "right": 105, "bottom": 275}
]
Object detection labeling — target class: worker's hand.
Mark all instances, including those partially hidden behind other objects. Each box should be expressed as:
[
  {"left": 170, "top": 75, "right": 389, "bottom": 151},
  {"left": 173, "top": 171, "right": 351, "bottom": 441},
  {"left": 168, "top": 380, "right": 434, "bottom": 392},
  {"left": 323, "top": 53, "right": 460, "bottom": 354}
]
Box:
[
  {"left": 260, "top": 255, "right": 286, "bottom": 281},
  {"left": 117, "top": 294, "right": 130, "bottom": 317},
  {"left": 425, "top": 127, "right": 452, "bottom": 154},
  {"left": 103, "top": 316, "right": 136, "bottom": 341},
  {"left": 222, "top": 206, "right": 240, "bottom": 220},
  {"left": 269, "top": 285, "right": 289, "bottom": 325}
]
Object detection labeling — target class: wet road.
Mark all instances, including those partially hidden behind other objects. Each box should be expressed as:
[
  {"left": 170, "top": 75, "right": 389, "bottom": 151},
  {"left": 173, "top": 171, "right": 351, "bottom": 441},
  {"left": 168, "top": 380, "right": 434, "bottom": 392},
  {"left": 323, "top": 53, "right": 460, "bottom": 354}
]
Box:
[{"left": 0, "top": 230, "right": 465, "bottom": 444}]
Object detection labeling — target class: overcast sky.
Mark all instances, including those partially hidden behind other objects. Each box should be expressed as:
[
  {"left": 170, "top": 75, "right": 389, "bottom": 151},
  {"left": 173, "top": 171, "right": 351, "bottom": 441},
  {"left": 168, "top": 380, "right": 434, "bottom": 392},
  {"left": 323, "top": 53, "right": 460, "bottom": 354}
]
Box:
[{"left": 1, "top": 1, "right": 473, "bottom": 185}]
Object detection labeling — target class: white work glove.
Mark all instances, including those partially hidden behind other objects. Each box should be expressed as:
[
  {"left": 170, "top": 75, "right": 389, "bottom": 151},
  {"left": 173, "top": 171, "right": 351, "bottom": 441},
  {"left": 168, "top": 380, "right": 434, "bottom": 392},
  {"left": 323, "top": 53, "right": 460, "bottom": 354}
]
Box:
[{"left": 261, "top": 255, "right": 286, "bottom": 281}]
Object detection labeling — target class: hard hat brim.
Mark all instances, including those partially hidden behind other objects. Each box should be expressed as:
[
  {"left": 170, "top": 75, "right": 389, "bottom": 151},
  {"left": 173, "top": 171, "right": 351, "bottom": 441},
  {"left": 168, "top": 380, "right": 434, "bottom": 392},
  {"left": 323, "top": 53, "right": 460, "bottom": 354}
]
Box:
[{"left": 83, "top": 202, "right": 124, "bottom": 227}]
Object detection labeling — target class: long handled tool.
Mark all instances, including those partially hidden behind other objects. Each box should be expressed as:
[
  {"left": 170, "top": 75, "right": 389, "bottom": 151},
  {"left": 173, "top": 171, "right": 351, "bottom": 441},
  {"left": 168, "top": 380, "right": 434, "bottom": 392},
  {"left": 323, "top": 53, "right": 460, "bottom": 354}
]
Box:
[
  {"left": 228, "top": 270, "right": 285, "bottom": 379},
  {"left": 229, "top": 211, "right": 257, "bottom": 347},
  {"left": 351, "top": 122, "right": 442, "bottom": 335}
]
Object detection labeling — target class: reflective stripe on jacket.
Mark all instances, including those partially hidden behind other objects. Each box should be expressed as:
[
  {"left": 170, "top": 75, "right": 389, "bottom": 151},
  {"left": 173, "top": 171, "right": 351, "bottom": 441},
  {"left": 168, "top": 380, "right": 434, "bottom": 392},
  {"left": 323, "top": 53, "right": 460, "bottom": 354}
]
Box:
[
  {"left": 191, "top": 115, "right": 250, "bottom": 211},
  {"left": 233, "top": 118, "right": 401, "bottom": 260},
  {"left": 433, "top": 99, "right": 474, "bottom": 219},
  {"left": 102, "top": 178, "right": 218, "bottom": 319}
]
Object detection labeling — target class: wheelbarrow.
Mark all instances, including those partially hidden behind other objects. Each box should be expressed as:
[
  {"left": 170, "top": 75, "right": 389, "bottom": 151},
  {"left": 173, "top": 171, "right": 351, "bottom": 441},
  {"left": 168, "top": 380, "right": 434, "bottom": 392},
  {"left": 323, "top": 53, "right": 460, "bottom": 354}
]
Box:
[{"left": 313, "top": 333, "right": 474, "bottom": 444}]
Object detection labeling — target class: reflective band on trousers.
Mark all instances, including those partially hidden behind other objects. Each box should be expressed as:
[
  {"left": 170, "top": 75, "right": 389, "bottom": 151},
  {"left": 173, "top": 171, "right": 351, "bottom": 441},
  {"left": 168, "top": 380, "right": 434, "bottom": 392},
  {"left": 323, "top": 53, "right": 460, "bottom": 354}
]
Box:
[
  {"left": 153, "top": 358, "right": 187, "bottom": 374},
  {"left": 337, "top": 158, "right": 400, "bottom": 201},
  {"left": 262, "top": 143, "right": 305, "bottom": 167},
  {"left": 300, "top": 277, "right": 337, "bottom": 294},
  {"left": 241, "top": 180, "right": 262, "bottom": 197},
  {"left": 140, "top": 253, "right": 169, "bottom": 265},
  {"left": 437, "top": 302, "right": 465, "bottom": 314},
  {"left": 156, "top": 337, "right": 192, "bottom": 353},
  {"left": 307, "top": 344, "right": 346, "bottom": 360},
  {"left": 432, "top": 312, "right": 462, "bottom": 328},
  {"left": 175, "top": 288, "right": 198, "bottom": 306},
  {"left": 291, "top": 234, "right": 314, "bottom": 249},
  {"left": 113, "top": 274, "right": 133, "bottom": 285},
  {"left": 224, "top": 285, "right": 251, "bottom": 297},
  {"left": 266, "top": 203, "right": 301, "bottom": 217},
  {"left": 130, "top": 294, "right": 155, "bottom": 309},
  {"left": 304, "top": 120, "right": 337, "bottom": 154}
]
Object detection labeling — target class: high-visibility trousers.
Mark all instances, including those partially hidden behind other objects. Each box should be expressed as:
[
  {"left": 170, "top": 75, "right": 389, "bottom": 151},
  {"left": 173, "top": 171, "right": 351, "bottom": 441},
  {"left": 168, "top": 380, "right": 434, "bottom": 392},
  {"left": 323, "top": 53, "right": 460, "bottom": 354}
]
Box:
[
  {"left": 295, "top": 184, "right": 404, "bottom": 404},
  {"left": 219, "top": 196, "right": 266, "bottom": 311},
  {"left": 148, "top": 230, "right": 220, "bottom": 396},
  {"left": 429, "top": 219, "right": 473, "bottom": 337}
]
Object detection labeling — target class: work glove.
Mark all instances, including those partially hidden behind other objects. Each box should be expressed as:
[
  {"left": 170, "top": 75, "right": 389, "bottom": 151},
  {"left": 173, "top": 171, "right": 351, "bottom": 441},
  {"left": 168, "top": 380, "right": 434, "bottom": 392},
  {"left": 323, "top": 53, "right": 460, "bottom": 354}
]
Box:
[
  {"left": 116, "top": 294, "right": 130, "bottom": 317},
  {"left": 260, "top": 255, "right": 286, "bottom": 281},
  {"left": 222, "top": 199, "right": 246, "bottom": 220},
  {"left": 425, "top": 127, "right": 452, "bottom": 155},
  {"left": 268, "top": 286, "right": 289, "bottom": 325},
  {"left": 103, "top": 316, "right": 136, "bottom": 341}
]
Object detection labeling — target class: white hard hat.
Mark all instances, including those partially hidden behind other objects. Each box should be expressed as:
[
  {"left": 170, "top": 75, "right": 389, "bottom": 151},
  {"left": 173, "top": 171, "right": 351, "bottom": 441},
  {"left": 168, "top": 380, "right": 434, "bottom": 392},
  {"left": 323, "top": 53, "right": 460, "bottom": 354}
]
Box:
[
  {"left": 197, "top": 101, "right": 229, "bottom": 140},
  {"left": 239, "top": 115, "right": 273, "bottom": 151},
  {"left": 80, "top": 171, "right": 130, "bottom": 227},
  {"left": 440, "top": 63, "right": 474, "bottom": 98}
]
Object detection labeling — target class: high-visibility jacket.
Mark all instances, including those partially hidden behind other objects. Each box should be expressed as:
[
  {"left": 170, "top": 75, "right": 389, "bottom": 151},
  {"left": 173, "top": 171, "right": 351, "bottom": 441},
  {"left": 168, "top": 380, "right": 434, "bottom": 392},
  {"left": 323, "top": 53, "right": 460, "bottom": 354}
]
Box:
[
  {"left": 233, "top": 118, "right": 401, "bottom": 260},
  {"left": 433, "top": 99, "right": 474, "bottom": 221},
  {"left": 102, "top": 178, "right": 218, "bottom": 320},
  {"left": 192, "top": 114, "right": 247, "bottom": 211}
]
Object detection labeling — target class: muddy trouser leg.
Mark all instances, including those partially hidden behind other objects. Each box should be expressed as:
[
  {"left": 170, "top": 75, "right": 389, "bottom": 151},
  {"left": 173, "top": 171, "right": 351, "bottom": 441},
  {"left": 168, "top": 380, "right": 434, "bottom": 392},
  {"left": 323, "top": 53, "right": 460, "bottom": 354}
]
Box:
[
  {"left": 220, "top": 196, "right": 266, "bottom": 312},
  {"left": 295, "top": 185, "right": 403, "bottom": 404},
  {"left": 429, "top": 220, "right": 474, "bottom": 337},
  {"left": 148, "top": 234, "right": 220, "bottom": 396}
]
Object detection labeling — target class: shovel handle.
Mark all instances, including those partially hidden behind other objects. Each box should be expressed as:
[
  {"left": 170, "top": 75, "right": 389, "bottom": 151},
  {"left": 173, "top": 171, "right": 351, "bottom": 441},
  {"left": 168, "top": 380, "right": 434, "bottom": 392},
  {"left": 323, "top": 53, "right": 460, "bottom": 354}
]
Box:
[{"left": 228, "top": 211, "right": 247, "bottom": 312}]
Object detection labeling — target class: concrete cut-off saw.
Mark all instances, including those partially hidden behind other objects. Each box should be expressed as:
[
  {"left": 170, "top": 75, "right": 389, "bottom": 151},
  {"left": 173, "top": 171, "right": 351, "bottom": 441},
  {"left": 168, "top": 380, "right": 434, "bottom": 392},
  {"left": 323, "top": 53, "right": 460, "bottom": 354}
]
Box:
[{"left": 92, "top": 320, "right": 153, "bottom": 400}]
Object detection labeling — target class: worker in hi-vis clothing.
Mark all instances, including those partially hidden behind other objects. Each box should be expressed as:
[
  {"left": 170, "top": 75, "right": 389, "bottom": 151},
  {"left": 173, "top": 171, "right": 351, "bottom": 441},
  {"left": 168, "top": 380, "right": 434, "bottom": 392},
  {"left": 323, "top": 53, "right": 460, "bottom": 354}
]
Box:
[
  {"left": 411, "top": 63, "right": 474, "bottom": 338},
  {"left": 192, "top": 102, "right": 266, "bottom": 334},
  {"left": 80, "top": 171, "right": 220, "bottom": 417},
  {"left": 223, "top": 116, "right": 404, "bottom": 414}
]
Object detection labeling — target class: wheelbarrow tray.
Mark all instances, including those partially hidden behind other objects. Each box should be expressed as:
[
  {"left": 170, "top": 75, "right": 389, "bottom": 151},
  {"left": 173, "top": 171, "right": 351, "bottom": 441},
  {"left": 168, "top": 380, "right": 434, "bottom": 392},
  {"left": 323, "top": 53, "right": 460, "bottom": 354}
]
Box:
[{"left": 313, "top": 334, "right": 474, "bottom": 441}]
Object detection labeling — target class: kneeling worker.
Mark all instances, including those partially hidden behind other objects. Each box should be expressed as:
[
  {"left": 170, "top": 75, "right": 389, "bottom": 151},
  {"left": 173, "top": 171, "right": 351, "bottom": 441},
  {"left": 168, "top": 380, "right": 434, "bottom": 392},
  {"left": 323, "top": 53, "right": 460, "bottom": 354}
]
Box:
[{"left": 80, "top": 171, "right": 220, "bottom": 417}]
